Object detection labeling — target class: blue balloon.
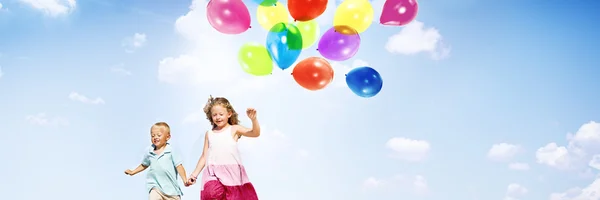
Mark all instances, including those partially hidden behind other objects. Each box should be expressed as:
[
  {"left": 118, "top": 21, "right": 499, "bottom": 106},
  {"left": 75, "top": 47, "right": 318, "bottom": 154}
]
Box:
[
  {"left": 345, "top": 66, "right": 383, "bottom": 98},
  {"left": 266, "top": 23, "right": 303, "bottom": 70}
]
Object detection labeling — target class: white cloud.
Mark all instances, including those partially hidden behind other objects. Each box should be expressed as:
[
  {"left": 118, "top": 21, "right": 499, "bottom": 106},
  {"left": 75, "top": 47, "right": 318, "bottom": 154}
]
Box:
[
  {"left": 536, "top": 142, "right": 570, "bottom": 169},
  {"left": 25, "top": 113, "right": 68, "bottom": 126},
  {"left": 0, "top": 2, "right": 3, "bottom": 10},
  {"left": 536, "top": 121, "right": 600, "bottom": 171},
  {"left": 68, "top": 92, "right": 105, "bottom": 105},
  {"left": 488, "top": 143, "right": 521, "bottom": 162},
  {"left": 504, "top": 183, "right": 528, "bottom": 200},
  {"left": 589, "top": 155, "right": 600, "bottom": 170},
  {"left": 362, "top": 177, "right": 384, "bottom": 190},
  {"left": 19, "top": 0, "right": 76, "bottom": 17},
  {"left": 122, "top": 33, "right": 147, "bottom": 53},
  {"left": 413, "top": 175, "right": 429, "bottom": 195},
  {"left": 385, "top": 21, "right": 450, "bottom": 60},
  {"left": 157, "top": 0, "right": 246, "bottom": 86},
  {"left": 385, "top": 137, "right": 430, "bottom": 162},
  {"left": 110, "top": 63, "right": 132, "bottom": 76},
  {"left": 549, "top": 180, "right": 600, "bottom": 200},
  {"left": 508, "top": 162, "right": 530, "bottom": 171},
  {"left": 362, "top": 174, "right": 429, "bottom": 195},
  {"left": 0, "top": 65, "right": 3, "bottom": 78}
]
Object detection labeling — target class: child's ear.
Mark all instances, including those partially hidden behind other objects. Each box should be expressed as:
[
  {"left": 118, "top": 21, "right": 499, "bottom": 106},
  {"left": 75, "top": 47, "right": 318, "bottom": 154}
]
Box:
[{"left": 227, "top": 112, "right": 232, "bottom": 118}]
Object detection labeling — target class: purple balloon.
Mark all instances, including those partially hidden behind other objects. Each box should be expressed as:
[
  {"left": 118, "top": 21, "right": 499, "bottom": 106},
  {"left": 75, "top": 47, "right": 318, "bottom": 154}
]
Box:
[{"left": 317, "top": 26, "right": 361, "bottom": 61}]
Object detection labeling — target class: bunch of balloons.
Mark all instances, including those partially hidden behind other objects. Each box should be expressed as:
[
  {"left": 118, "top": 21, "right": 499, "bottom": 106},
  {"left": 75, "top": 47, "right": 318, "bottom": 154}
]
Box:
[{"left": 205, "top": 0, "right": 419, "bottom": 98}]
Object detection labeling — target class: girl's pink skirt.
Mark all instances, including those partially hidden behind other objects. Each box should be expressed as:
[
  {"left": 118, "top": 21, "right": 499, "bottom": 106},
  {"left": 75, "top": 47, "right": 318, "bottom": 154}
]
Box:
[{"left": 200, "top": 165, "right": 258, "bottom": 200}]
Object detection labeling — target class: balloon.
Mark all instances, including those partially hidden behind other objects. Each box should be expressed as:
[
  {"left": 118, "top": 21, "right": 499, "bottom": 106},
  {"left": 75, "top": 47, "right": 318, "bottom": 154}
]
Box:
[
  {"left": 317, "top": 26, "right": 360, "bottom": 61},
  {"left": 380, "top": 0, "right": 418, "bottom": 26},
  {"left": 288, "top": 0, "right": 328, "bottom": 21},
  {"left": 207, "top": 0, "right": 251, "bottom": 34},
  {"left": 333, "top": 0, "right": 374, "bottom": 33},
  {"left": 257, "top": 2, "right": 289, "bottom": 31},
  {"left": 266, "top": 23, "right": 303, "bottom": 70},
  {"left": 295, "top": 20, "right": 320, "bottom": 49},
  {"left": 292, "top": 57, "right": 334, "bottom": 91},
  {"left": 346, "top": 66, "right": 383, "bottom": 98},
  {"left": 238, "top": 43, "right": 274, "bottom": 76},
  {"left": 251, "top": 0, "right": 278, "bottom": 6}
]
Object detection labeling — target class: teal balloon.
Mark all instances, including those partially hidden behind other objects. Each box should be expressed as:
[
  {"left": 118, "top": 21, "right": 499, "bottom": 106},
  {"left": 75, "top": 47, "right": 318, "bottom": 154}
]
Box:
[
  {"left": 345, "top": 66, "right": 383, "bottom": 98},
  {"left": 266, "top": 23, "right": 303, "bottom": 70}
]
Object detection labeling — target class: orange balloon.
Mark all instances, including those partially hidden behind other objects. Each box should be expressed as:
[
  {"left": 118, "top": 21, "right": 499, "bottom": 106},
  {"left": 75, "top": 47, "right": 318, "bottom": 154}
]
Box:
[
  {"left": 288, "top": 0, "right": 328, "bottom": 21},
  {"left": 292, "top": 57, "right": 334, "bottom": 91}
]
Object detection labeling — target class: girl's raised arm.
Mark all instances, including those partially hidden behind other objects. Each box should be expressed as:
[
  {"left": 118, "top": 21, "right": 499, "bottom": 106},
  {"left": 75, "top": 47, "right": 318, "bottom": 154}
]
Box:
[{"left": 235, "top": 108, "right": 261, "bottom": 138}]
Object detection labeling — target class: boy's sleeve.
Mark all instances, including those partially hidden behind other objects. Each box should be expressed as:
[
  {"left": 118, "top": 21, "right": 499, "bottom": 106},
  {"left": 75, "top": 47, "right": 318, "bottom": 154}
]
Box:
[
  {"left": 142, "top": 152, "right": 151, "bottom": 167},
  {"left": 171, "top": 149, "right": 184, "bottom": 167}
]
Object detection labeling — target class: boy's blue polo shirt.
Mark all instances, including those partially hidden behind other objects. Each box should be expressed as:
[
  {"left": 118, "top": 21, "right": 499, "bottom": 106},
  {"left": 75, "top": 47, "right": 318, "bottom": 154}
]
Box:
[{"left": 142, "top": 144, "right": 184, "bottom": 196}]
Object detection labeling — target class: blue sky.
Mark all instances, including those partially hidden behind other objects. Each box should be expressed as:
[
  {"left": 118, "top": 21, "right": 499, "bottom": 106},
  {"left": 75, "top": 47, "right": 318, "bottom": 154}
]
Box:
[{"left": 1, "top": 0, "right": 600, "bottom": 199}]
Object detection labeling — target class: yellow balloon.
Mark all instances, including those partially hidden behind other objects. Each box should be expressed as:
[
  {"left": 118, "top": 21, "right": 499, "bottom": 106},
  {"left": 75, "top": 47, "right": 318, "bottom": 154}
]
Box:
[
  {"left": 333, "top": 0, "right": 374, "bottom": 33},
  {"left": 295, "top": 20, "right": 320, "bottom": 49},
  {"left": 257, "top": 3, "right": 290, "bottom": 31}
]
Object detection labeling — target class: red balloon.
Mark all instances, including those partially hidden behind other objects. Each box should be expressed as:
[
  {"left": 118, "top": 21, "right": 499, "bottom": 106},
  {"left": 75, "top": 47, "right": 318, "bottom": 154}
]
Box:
[
  {"left": 292, "top": 57, "right": 334, "bottom": 91},
  {"left": 288, "top": 0, "right": 328, "bottom": 21}
]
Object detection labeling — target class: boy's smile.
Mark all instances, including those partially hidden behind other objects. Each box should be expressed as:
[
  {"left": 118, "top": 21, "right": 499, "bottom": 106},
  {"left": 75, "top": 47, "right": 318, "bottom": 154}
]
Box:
[{"left": 151, "top": 125, "right": 170, "bottom": 148}]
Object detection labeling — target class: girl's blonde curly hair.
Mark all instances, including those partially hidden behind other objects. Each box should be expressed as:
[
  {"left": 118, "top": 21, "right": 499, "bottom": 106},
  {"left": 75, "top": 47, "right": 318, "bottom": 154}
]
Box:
[{"left": 203, "top": 95, "right": 240, "bottom": 128}]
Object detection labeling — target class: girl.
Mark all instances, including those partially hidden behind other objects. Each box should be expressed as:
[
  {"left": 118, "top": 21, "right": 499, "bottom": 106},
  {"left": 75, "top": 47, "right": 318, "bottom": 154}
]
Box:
[{"left": 187, "top": 96, "right": 260, "bottom": 200}]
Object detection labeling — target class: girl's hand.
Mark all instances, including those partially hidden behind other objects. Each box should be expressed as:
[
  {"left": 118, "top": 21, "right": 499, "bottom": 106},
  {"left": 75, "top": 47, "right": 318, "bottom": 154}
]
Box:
[
  {"left": 246, "top": 108, "right": 257, "bottom": 120},
  {"left": 188, "top": 176, "right": 197, "bottom": 185}
]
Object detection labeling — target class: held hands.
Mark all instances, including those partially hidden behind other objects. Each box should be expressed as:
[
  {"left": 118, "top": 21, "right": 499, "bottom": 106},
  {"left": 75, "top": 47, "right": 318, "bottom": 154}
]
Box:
[
  {"left": 246, "top": 108, "right": 257, "bottom": 121},
  {"left": 186, "top": 176, "right": 197, "bottom": 186}
]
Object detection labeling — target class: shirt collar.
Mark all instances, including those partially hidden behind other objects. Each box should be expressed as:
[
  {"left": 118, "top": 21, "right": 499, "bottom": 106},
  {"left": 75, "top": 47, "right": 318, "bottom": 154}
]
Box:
[{"left": 149, "top": 143, "right": 172, "bottom": 153}]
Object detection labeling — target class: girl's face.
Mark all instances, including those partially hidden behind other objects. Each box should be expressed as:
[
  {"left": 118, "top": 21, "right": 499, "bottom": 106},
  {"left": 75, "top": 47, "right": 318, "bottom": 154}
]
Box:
[{"left": 211, "top": 105, "right": 231, "bottom": 128}]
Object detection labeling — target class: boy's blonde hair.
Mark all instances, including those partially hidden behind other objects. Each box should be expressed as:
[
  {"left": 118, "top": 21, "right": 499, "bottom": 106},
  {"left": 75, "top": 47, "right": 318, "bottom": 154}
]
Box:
[
  {"left": 203, "top": 95, "right": 240, "bottom": 128},
  {"left": 152, "top": 122, "right": 171, "bottom": 135}
]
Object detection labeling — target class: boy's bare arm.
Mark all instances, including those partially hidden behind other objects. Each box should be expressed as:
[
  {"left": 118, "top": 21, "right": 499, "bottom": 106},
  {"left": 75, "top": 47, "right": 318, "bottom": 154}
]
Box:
[
  {"left": 176, "top": 165, "right": 188, "bottom": 185},
  {"left": 125, "top": 164, "right": 148, "bottom": 176}
]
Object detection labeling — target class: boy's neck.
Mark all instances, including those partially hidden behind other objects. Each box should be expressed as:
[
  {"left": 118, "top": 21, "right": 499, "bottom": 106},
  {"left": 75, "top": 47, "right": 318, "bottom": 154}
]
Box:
[{"left": 154, "top": 144, "right": 167, "bottom": 151}]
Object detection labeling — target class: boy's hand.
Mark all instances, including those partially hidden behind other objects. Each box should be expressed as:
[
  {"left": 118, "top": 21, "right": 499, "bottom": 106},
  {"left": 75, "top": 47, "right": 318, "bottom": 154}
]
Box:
[
  {"left": 246, "top": 108, "right": 257, "bottom": 120},
  {"left": 124, "top": 169, "right": 134, "bottom": 176}
]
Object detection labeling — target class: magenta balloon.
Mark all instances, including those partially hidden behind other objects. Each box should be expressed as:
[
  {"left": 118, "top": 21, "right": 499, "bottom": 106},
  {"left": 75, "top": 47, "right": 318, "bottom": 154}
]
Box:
[
  {"left": 379, "top": 0, "right": 418, "bottom": 26},
  {"left": 206, "top": 0, "right": 251, "bottom": 34},
  {"left": 317, "top": 26, "right": 361, "bottom": 61}
]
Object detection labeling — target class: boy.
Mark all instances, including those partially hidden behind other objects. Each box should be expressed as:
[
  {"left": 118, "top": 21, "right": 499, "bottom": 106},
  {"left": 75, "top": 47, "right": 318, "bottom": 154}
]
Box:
[{"left": 125, "top": 122, "right": 189, "bottom": 200}]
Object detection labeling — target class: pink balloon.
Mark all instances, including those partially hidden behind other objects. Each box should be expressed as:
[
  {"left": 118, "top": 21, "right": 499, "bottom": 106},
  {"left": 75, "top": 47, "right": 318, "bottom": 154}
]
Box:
[
  {"left": 379, "top": 0, "right": 418, "bottom": 26},
  {"left": 206, "top": 0, "right": 251, "bottom": 34}
]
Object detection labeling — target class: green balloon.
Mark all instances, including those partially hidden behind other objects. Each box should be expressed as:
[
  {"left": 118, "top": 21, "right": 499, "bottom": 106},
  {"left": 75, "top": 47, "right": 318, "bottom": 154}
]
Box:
[
  {"left": 296, "top": 20, "right": 319, "bottom": 49},
  {"left": 269, "top": 23, "right": 303, "bottom": 50},
  {"left": 238, "top": 43, "right": 274, "bottom": 76},
  {"left": 259, "top": 0, "right": 278, "bottom": 6}
]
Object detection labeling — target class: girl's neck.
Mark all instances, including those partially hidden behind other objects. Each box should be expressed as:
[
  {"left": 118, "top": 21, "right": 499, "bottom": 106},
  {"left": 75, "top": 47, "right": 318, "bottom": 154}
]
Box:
[{"left": 213, "top": 124, "right": 230, "bottom": 131}]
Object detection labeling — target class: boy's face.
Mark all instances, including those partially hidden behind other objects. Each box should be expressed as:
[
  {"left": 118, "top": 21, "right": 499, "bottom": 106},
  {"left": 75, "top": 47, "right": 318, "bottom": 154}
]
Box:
[
  {"left": 151, "top": 125, "right": 170, "bottom": 147},
  {"left": 211, "top": 105, "right": 232, "bottom": 128}
]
